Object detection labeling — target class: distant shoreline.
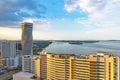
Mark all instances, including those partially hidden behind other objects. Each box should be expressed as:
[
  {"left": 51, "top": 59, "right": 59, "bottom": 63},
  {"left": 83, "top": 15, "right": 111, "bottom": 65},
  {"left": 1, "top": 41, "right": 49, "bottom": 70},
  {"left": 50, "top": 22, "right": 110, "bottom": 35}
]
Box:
[{"left": 55, "top": 40, "right": 99, "bottom": 45}]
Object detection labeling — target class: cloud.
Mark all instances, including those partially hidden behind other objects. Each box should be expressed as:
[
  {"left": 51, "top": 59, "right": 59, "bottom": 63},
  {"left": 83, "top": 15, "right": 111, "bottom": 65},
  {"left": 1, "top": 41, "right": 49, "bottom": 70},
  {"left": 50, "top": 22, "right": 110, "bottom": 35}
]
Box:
[
  {"left": 32, "top": 19, "right": 51, "bottom": 31},
  {"left": 0, "top": 0, "right": 46, "bottom": 26},
  {"left": 64, "top": 0, "right": 120, "bottom": 40},
  {"left": 0, "top": 0, "right": 120, "bottom": 40},
  {"left": 75, "top": 0, "right": 120, "bottom": 28},
  {"left": 65, "top": 0, "right": 107, "bottom": 13},
  {"left": 0, "top": 0, "right": 51, "bottom": 39}
]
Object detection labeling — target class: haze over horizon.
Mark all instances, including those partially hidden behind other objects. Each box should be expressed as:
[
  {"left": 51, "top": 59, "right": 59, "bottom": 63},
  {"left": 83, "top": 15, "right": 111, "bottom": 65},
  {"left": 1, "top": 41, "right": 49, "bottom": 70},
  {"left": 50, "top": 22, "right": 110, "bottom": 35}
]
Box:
[{"left": 0, "top": 0, "right": 120, "bottom": 40}]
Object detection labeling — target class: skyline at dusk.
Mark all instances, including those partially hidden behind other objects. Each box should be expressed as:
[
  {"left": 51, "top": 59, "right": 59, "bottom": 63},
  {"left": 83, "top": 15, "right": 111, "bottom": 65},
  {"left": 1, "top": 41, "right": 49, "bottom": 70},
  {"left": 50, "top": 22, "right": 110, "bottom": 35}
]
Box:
[{"left": 0, "top": 0, "right": 120, "bottom": 40}]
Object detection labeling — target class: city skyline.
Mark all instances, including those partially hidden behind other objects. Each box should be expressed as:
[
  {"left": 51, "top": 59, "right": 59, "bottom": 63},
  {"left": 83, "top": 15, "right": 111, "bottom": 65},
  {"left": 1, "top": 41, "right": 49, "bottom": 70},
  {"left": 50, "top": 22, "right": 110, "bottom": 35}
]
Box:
[{"left": 0, "top": 0, "right": 120, "bottom": 40}]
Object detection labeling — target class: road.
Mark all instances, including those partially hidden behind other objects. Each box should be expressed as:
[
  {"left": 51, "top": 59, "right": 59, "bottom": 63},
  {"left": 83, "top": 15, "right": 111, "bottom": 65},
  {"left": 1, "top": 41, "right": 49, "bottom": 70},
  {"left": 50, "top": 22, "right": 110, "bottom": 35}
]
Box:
[{"left": 0, "top": 71, "right": 15, "bottom": 80}]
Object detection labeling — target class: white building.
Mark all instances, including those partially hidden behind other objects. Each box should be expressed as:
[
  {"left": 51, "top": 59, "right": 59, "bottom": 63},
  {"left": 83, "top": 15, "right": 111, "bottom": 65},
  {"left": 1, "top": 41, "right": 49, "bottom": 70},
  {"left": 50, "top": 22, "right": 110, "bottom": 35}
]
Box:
[
  {"left": 13, "top": 72, "right": 39, "bottom": 80},
  {"left": 1, "top": 40, "right": 16, "bottom": 58},
  {"left": 22, "top": 55, "right": 38, "bottom": 73},
  {"left": 22, "top": 55, "right": 33, "bottom": 73},
  {"left": 0, "top": 40, "right": 19, "bottom": 68},
  {"left": 22, "top": 55, "right": 40, "bottom": 78}
]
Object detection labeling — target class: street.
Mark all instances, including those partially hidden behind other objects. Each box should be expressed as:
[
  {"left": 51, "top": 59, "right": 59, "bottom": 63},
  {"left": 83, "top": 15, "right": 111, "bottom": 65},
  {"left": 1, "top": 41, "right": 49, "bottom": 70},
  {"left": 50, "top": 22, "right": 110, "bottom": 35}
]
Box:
[{"left": 0, "top": 71, "right": 15, "bottom": 80}]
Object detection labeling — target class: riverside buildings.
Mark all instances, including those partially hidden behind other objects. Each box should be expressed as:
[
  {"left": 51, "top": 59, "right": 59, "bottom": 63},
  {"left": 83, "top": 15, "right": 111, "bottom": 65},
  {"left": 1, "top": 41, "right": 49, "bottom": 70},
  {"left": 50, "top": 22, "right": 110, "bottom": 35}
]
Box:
[
  {"left": 21, "top": 22, "right": 33, "bottom": 55},
  {"left": 15, "top": 21, "right": 120, "bottom": 80},
  {"left": 13, "top": 22, "right": 120, "bottom": 79},
  {"left": 42, "top": 52, "right": 120, "bottom": 80},
  {"left": 22, "top": 52, "right": 120, "bottom": 80}
]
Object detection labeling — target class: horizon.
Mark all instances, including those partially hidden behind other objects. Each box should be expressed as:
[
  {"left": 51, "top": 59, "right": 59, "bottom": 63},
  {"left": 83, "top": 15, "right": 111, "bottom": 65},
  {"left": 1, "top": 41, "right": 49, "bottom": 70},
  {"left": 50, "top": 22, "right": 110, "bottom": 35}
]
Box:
[
  {"left": 1, "top": 39, "right": 120, "bottom": 41},
  {"left": 0, "top": 0, "right": 120, "bottom": 40}
]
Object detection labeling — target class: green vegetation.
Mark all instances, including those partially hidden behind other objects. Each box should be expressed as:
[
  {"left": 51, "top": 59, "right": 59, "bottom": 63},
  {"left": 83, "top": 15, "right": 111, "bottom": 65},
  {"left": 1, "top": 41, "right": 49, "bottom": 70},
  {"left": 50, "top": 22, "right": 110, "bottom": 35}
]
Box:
[
  {"left": 55, "top": 40, "right": 99, "bottom": 45},
  {"left": 33, "top": 41, "right": 52, "bottom": 55},
  {"left": 16, "top": 41, "right": 52, "bottom": 55}
]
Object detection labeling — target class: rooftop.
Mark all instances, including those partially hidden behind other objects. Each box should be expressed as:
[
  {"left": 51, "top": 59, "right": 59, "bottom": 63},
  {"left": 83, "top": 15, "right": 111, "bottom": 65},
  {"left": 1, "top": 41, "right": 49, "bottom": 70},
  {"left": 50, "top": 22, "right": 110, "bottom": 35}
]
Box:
[{"left": 14, "top": 72, "right": 35, "bottom": 78}]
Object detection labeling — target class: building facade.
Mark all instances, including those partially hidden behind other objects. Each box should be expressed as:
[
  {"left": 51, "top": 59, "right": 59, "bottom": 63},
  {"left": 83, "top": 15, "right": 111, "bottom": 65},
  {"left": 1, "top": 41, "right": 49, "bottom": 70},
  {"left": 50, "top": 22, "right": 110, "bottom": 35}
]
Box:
[
  {"left": 1, "top": 40, "right": 16, "bottom": 58},
  {"left": 88, "top": 53, "right": 120, "bottom": 80},
  {"left": 34, "top": 57, "right": 40, "bottom": 78},
  {"left": 0, "top": 40, "right": 19, "bottom": 68},
  {"left": 22, "top": 52, "right": 120, "bottom": 80},
  {"left": 22, "top": 55, "right": 40, "bottom": 78},
  {"left": 21, "top": 22, "right": 33, "bottom": 55},
  {"left": 70, "top": 56, "right": 90, "bottom": 80},
  {"left": 39, "top": 52, "right": 120, "bottom": 80},
  {"left": 22, "top": 55, "right": 34, "bottom": 73},
  {"left": 40, "top": 52, "right": 74, "bottom": 80}
]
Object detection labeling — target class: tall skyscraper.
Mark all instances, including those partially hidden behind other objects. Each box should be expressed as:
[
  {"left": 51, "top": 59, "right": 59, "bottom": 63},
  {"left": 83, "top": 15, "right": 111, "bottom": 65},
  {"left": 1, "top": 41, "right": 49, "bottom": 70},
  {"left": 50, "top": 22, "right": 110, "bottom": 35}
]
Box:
[{"left": 21, "top": 22, "right": 33, "bottom": 55}]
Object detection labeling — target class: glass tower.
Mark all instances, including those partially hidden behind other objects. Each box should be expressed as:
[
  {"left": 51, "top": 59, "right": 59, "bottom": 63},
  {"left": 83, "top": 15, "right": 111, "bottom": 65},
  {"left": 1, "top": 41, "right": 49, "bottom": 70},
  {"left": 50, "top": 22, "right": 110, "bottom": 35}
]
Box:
[{"left": 21, "top": 22, "right": 33, "bottom": 55}]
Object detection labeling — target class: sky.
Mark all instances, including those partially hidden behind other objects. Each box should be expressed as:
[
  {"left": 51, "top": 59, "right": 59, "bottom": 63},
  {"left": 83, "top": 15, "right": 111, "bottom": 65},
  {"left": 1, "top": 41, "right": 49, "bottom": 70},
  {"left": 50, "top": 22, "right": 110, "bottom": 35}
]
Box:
[{"left": 0, "top": 0, "right": 120, "bottom": 40}]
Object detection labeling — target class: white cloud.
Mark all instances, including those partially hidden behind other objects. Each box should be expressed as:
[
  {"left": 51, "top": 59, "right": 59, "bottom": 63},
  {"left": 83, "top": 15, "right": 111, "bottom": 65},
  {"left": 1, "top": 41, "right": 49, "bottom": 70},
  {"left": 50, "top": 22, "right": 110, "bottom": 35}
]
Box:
[
  {"left": 22, "top": 18, "right": 51, "bottom": 31},
  {"left": 65, "top": 0, "right": 120, "bottom": 26},
  {"left": 22, "top": 18, "right": 50, "bottom": 25},
  {"left": 65, "top": 0, "right": 107, "bottom": 13},
  {"left": 65, "top": 0, "right": 120, "bottom": 40}
]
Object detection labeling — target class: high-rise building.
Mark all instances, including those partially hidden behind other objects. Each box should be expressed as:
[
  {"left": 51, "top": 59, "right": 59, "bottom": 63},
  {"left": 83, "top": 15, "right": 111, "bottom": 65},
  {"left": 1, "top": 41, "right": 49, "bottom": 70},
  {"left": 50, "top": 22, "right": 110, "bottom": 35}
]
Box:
[
  {"left": 22, "top": 52, "right": 120, "bottom": 80},
  {"left": 34, "top": 57, "right": 40, "bottom": 78},
  {"left": 88, "top": 53, "right": 120, "bottom": 80},
  {"left": 40, "top": 52, "right": 74, "bottom": 80},
  {"left": 0, "top": 40, "right": 19, "bottom": 68},
  {"left": 70, "top": 56, "right": 90, "bottom": 80},
  {"left": 39, "top": 52, "right": 120, "bottom": 80},
  {"left": 21, "top": 22, "right": 33, "bottom": 55},
  {"left": 1, "top": 40, "right": 16, "bottom": 58}
]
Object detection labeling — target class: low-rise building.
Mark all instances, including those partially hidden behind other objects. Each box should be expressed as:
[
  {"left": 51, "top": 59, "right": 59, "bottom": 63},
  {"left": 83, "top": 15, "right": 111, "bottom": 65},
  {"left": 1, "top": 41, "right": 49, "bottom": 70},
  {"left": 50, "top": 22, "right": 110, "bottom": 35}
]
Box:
[
  {"left": 13, "top": 72, "right": 39, "bottom": 80},
  {"left": 22, "top": 55, "right": 40, "bottom": 78}
]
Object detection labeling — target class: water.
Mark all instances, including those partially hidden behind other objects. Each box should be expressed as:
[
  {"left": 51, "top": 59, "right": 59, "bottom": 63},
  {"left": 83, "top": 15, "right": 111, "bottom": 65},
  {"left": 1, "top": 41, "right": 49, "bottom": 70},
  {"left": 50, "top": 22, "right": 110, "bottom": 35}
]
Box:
[{"left": 44, "top": 41, "right": 120, "bottom": 55}]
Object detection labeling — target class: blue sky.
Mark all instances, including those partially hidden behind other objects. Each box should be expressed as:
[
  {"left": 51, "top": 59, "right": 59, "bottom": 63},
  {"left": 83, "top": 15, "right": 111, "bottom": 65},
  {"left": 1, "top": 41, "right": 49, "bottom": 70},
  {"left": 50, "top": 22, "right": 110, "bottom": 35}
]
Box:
[{"left": 0, "top": 0, "right": 120, "bottom": 40}]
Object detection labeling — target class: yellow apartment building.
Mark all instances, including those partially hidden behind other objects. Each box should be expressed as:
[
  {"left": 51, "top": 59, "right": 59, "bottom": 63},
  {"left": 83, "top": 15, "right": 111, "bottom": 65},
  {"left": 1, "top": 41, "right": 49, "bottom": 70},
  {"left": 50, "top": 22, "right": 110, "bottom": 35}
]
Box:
[
  {"left": 23, "top": 52, "right": 120, "bottom": 80},
  {"left": 34, "top": 57, "right": 40, "bottom": 78}
]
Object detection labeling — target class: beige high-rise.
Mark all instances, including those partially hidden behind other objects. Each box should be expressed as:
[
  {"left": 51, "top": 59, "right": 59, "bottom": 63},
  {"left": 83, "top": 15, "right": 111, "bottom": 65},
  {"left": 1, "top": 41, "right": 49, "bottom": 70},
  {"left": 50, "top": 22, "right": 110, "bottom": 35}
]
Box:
[
  {"left": 40, "top": 52, "right": 74, "bottom": 80},
  {"left": 21, "top": 22, "right": 33, "bottom": 55},
  {"left": 88, "top": 53, "right": 120, "bottom": 80}
]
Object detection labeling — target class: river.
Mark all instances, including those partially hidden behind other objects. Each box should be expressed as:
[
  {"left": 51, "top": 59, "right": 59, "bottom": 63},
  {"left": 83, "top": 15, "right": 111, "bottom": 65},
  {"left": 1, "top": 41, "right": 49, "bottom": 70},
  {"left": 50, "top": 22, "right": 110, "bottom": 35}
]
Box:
[{"left": 44, "top": 40, "right": 120, "bottom": 55}]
